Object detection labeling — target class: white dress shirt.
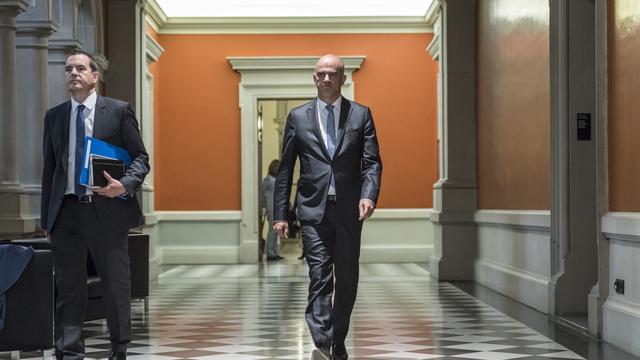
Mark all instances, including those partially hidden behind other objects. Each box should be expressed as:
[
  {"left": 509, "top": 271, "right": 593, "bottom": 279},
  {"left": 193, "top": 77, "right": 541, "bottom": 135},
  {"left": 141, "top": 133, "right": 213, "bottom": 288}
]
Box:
[
  {"left": 65, "top": 91, "right": 97, "bottom": 196},
  {"left": 317, "top": 97, "right": 341, "bottom": 196}
]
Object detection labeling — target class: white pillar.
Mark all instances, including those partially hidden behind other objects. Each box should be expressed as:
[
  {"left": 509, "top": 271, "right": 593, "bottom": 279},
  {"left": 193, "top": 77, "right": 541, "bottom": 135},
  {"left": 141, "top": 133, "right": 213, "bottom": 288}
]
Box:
[
  {"left": 0, "top": 0, "right": 31, "bottom": 237},
  {"left": 143, "top": 31, "right": 163, "bottom": 279}
]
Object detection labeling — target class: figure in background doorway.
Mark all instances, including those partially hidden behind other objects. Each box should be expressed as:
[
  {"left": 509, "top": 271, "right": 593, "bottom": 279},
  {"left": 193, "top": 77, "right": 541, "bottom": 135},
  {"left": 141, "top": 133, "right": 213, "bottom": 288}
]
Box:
[{"left": 262, "top": 159, "right": 284, "bottom": 261}]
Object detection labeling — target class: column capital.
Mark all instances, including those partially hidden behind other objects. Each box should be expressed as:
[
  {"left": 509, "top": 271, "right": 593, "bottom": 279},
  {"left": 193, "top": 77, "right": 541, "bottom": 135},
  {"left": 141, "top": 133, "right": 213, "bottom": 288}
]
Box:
[
  {"left": 0, "top": 0, "right": 30, "bottom": 11},
  {"left": 17, "top": 20, "right": 57, "bottom": 37},
  {"left": 0, "top": 0, "right": 29, "bottom": 21},
  {"left": 16, "top": 0, "right": 58, "bottom": 36}
]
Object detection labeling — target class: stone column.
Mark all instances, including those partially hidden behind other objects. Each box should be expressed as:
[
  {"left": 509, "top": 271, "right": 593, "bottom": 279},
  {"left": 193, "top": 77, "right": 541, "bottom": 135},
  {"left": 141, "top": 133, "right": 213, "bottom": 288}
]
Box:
[
  {"left": 0, "top": 0, "right": 32, "bottom": 237},
  {"left": 427, "top": 0, "right": 478, "bottom": 280},
  {"left": 14, "top": 0, "right": 58, "bottom": 235},
  {"left": 548, "top": 0, "right": 598, "bottom": 327},
  {"left": 48, "top": 0, "right": 82, "bottom": 108}
]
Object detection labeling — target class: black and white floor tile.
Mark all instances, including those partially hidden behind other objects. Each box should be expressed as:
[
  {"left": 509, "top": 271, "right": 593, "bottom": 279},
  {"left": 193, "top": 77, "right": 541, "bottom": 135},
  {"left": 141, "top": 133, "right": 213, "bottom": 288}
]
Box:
[{"left": 5, "top": 256, "right": 637, "bottom": 360}]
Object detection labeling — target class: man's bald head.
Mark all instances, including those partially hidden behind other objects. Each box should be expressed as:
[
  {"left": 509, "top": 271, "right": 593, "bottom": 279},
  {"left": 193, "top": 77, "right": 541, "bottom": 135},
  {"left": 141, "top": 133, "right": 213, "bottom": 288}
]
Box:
[
  {"left": 313, "top": 54, "right": 347, "bottom": 103},
  {"left": 314, "top": 54, "right": 345, "bottom": 74}
]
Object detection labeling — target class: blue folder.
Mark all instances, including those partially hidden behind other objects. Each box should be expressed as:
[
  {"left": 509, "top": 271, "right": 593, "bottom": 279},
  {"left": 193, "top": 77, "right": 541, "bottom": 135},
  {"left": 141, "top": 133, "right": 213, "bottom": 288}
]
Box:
[{"left": 79, "top": 136, "right": 131, "bottom": 187}]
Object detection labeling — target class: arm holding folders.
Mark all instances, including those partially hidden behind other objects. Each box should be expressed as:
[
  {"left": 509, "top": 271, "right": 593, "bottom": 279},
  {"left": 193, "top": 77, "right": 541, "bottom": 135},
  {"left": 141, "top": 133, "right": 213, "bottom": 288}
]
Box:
[{"left": 80, "top": 136, "right": 131, "bottom": 188}]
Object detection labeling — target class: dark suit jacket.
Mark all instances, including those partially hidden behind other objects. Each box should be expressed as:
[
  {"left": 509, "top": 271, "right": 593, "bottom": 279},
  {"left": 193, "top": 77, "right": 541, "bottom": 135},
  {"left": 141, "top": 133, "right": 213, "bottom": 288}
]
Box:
[
  {"left": 274, "top": 97, "right": 382, "bottom": 224},
  {"left": 41, "top": 95, "right": 150, "bottom": 232}
]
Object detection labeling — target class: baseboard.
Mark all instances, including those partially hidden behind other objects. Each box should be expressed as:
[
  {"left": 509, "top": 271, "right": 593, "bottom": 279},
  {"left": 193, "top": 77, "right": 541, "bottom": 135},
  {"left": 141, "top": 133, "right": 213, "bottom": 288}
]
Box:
[
  {"left": 161, "top": 246, "right": 239, "bottom": 264},
  {"left": 362, "top": 208, "right": 433, "bottom": 262},
  {"left": 156, "top": 209, "right": 433, "bottom": 264},
  {"left": 603, "top": 297, "right": 640, "bottom": 357},
  {"left": 475, "top": 209, "right": 550, "bottom": 232},
  {"left": 475, "top": 258, "right": 551, "bottom": 313},
  {"left": 360, "top": 245, "right": 433, "bottom": 263}
]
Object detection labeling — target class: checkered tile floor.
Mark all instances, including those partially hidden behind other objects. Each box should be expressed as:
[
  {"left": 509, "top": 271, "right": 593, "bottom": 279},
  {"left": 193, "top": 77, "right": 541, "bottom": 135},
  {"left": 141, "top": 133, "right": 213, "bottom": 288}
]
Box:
[{"left": 3, "top": 261, "right": 602, "bottom": 359}]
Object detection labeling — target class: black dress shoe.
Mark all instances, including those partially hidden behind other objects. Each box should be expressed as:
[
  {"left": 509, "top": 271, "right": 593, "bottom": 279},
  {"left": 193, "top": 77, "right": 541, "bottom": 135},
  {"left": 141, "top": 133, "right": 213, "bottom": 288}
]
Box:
[
  {"left": 332, "top": 343, "right": 348, "bottom": 359},
  {"left": 312, "top": 346, "right": 332, "bottom": 360},
  {"left": 109, "top": 351, "right": 126, "bottom": 360}
]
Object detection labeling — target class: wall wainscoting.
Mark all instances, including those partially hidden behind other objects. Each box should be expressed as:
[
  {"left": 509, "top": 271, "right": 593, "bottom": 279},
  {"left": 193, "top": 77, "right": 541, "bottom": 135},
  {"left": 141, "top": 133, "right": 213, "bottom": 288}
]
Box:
[
  {"left": 474, "top": 210, "right": 552, "bottom": 313},
  {"left": 155, "top": 209, "right": 433, "bottom": 264},
  {"left": 602, "top": 212, "right": 640, "bottom": 356},
  {"left": 156, "top": 211, "right": 242, "bottom": 264}
]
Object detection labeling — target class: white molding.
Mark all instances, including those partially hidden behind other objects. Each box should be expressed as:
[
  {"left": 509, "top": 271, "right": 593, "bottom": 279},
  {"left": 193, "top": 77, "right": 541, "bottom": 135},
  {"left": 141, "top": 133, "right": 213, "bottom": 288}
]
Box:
[
  {"left": 361, "top": 208, "right": 433, "bottom": 263},
  {"left": 154, "top": 209, "right": 432, "bottom": 264},
  {"left": 154, "top": 16, "right": 431, "bottom": 34},
  {"left": 144, "top": 0, "right": 167, "bottom": 32},
  {"left": 361, "top": 245, "right": 433, "bottom": 263},
  {"left": 228, "top": 56, "right": 365, "bottom": 71},
  {"left": 162, "top": 246, "right": 239, "bottom": 264},
  {"left": 475, "top": 210, "right": 551, "bottom": 232},
  {"left": 145, "top": 33, "right": 164, "bottom": 64},
  {"left": 604, "top": 297, "right": 640, "bottom": 356},
  {"left": 602, "top": 212, "right": 640, "bottom": 243},
  {"left": 475, "top": 258, "right": 551, "bottom": 313},
  {"left": 424, "top": 0, "right": 441, "bottom": 26},
  {"left": 156, "top": 211, "right": 242, "bottom": 222},
  {"left": 369, "top": 208, "right": 432, "bottom": 220}
]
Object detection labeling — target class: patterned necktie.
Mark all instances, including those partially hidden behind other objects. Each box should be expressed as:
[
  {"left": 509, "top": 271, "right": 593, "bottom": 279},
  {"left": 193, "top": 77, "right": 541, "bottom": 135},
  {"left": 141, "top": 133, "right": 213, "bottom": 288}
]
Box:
[
  {"left": 74, "top": 104, "right": 86, "bottom": 198},
  {"left": 325, "top": 104, "right": 336, "bottom": 158}
]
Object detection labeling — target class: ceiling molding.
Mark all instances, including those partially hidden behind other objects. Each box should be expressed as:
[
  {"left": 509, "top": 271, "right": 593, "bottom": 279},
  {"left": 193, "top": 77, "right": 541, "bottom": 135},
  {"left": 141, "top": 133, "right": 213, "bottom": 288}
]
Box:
[
  {"left": 425, "top": 0, "right": 441, "bottom": 26},
  {"left": 146, "top": 16, "right": 431, "bottom": 34},
  {"left": 227, "top": 56, "right": 366, "bottom": 71},
  {"left": 145, "top": 0, "right": 167, "bottom": 32}
]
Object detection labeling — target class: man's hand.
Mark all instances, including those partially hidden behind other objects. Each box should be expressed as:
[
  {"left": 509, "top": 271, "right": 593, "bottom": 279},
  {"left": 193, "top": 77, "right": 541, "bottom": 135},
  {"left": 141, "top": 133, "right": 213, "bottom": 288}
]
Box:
[
  {"left": 93, "top": 171, "right": 127, "bottom": 198},
  {"left": 359, "top": 198, "right": 375, "bottom": 221},
  {"left": 273, "top": 221, "right": 289, "bottom": 238}
]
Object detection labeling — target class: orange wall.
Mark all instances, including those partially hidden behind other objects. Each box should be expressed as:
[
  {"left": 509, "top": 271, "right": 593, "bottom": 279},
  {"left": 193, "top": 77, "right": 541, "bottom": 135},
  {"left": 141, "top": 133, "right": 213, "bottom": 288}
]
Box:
[
  {"left": 476, "top": 0, "right": 550, "bottom": 210},
  {"left": 609, "top": 0, "right": 640, "bottom": 211},
  {"left": 153, "top": 33, "right": 438, "bottom": 210}
]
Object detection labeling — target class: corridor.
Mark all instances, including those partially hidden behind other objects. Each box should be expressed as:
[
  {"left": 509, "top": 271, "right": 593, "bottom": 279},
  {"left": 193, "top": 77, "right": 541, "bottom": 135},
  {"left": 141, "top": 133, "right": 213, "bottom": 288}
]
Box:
[{"left": 13, "top": 258, "right": 637, "bottom": 360}]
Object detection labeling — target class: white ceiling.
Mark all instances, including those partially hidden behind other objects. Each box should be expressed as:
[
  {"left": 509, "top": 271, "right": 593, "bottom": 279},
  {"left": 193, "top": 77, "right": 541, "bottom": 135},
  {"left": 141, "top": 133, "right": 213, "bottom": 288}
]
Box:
[{"left": 155, "top": 0, "right": 434, "bottom": 17}]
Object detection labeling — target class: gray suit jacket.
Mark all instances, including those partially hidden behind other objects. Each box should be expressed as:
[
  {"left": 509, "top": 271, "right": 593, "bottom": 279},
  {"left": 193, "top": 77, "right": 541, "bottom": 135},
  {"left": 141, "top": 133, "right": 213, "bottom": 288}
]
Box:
[
  {"left": 274, "top": 97, "right": 382, "bottom": 224},
  {"left": 41, "top": 95, "right": 150, "bottom": 232}
]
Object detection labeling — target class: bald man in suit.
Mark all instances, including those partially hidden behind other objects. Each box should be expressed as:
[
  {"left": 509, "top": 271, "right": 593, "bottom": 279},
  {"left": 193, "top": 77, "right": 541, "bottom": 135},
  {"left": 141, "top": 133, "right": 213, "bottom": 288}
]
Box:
[{"left": 273, "top": 54, "right": 382, "bottom": 360}]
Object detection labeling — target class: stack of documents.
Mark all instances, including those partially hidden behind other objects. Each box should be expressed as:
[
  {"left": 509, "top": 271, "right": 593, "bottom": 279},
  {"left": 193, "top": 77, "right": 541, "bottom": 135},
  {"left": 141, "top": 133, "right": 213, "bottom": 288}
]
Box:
[{"left": 80, "top": 137, "right": 131, "bottom": 188}]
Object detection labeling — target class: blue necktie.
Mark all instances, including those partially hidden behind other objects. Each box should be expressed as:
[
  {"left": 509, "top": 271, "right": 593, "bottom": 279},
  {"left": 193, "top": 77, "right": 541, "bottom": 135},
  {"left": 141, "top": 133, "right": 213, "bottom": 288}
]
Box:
[
  {"left": 325, "top": 104, "right": 336, "bottom": 158},
  {"left": 74, "top": 104, "right": 86, "bottom": 198}
]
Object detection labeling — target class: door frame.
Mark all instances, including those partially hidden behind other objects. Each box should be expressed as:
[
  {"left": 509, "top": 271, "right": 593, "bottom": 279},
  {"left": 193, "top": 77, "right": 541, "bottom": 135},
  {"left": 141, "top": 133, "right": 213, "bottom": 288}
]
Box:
[{"left": 228, "top": 56, "right": 365, "bottom": 263}]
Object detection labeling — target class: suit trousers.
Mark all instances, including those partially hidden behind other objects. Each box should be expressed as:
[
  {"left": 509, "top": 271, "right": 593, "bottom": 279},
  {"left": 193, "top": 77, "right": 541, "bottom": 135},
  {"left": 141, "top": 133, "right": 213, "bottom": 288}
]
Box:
[
  {"left": 50, "top": 196, "right": 131, "bottom": 359},
  {"left": 301, "top": 200, "right": 362, "bottom": 348}
]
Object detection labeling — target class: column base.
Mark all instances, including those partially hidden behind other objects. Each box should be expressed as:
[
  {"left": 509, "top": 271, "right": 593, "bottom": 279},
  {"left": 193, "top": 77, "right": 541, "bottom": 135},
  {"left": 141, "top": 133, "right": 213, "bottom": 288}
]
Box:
[
  {"left": 0, "top": 189, "right": 41, "bottom": 238},
  {"left": 238, "top": 239, "right": 258, "bottom": 264},
  {"left": 429, "top": 220, "right": 476, "bottom": 281}
]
